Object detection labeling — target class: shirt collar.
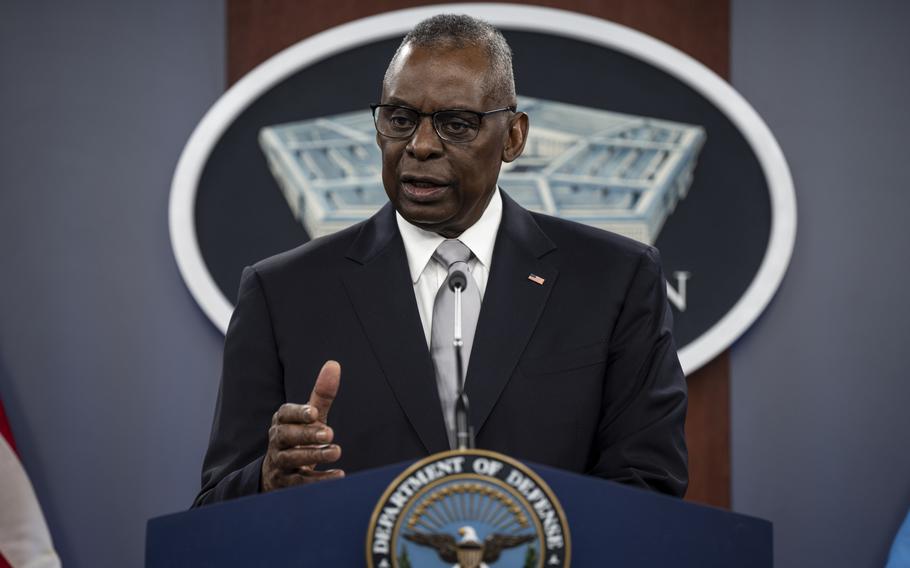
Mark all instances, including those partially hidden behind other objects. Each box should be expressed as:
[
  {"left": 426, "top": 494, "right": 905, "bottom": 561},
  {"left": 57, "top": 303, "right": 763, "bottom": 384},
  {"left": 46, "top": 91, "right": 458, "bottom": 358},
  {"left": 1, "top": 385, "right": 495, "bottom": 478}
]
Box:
[{"left": 395, "top": 187, "right": 503, "bottom": 284}]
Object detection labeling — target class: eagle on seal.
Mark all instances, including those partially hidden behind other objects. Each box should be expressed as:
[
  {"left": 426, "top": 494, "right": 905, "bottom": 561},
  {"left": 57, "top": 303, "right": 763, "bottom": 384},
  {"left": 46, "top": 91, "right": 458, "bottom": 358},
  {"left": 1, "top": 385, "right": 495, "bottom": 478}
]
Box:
[{"left": 403, "top": 526, "right": 534, "bottom": 568}]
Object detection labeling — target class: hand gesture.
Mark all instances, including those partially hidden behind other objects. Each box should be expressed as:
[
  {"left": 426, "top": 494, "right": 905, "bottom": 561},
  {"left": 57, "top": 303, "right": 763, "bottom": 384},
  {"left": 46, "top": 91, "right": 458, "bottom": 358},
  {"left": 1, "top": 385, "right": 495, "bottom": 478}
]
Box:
[{"left": 261, "top": 361, "right": 344, "bottom": 492}]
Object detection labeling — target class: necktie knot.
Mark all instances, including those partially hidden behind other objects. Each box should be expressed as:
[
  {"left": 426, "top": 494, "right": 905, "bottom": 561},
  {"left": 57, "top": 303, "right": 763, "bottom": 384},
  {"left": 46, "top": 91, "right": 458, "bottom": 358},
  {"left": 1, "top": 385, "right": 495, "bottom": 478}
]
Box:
[{"left": 433, "top": 239, "right": 472, "bottom": 269}]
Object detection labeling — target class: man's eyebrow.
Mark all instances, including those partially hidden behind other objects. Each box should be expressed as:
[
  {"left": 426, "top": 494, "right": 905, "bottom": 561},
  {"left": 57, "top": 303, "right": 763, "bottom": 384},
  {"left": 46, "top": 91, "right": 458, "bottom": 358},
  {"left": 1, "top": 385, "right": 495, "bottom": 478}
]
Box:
[
  {"left": 379, "top": 97, "right": 479, "bottom": 112},
  {"left": 381, "top": 97, "right": 415, "bottom": 108}
]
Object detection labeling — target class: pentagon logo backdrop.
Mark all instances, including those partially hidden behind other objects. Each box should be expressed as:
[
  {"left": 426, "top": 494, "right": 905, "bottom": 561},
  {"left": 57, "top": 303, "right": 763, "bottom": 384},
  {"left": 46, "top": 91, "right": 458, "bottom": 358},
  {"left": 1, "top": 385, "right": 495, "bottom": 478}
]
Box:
[{"left": 169, "top": 4, "right": 796, "bottom": 375}]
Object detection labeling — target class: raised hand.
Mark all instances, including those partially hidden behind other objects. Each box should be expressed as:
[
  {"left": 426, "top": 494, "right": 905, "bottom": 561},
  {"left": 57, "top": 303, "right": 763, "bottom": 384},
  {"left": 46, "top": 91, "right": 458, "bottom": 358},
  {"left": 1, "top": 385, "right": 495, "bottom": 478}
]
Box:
[{"left": 260, "top": 360, "right": 344, "bottom": 492}]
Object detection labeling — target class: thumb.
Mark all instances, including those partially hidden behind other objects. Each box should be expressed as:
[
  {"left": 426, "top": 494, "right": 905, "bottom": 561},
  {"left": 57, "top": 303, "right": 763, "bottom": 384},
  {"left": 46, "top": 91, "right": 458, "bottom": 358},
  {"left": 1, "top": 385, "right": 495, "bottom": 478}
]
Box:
[{"left": 308, "top": 360, "right": 340, "bottom": 423}]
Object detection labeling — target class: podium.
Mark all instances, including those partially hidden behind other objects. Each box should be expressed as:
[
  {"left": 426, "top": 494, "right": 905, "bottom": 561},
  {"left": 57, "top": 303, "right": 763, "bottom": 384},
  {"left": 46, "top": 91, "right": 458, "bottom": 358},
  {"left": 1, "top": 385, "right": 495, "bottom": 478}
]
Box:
[{"left": 147, "top": 459, "right": 771, "bottom": 567}]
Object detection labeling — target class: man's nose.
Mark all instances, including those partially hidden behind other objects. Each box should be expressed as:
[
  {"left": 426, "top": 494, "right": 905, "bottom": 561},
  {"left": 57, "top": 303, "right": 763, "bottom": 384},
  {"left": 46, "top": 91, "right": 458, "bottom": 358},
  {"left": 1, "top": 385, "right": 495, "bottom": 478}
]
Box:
[{"left": 406, "top": 116, "right": 444, "bottom": 160}]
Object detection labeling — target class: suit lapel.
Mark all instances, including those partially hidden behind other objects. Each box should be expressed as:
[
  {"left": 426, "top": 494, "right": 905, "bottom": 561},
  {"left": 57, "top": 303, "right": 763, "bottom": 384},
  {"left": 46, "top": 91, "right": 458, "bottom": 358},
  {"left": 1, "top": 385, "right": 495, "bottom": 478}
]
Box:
[
  {"left": 342, "top": 204, "right": 450, "bottom": 455},
  {"left": 466, "top": 192, "right": 558, "bottom": 436}
]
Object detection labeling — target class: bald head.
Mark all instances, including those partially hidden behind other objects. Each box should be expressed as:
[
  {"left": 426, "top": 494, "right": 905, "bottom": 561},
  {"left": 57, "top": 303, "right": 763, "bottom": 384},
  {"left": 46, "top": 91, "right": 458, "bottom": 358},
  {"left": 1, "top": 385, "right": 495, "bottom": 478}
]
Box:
[{"left": 383, "top": 14, "right": 516, "bottom": 107}]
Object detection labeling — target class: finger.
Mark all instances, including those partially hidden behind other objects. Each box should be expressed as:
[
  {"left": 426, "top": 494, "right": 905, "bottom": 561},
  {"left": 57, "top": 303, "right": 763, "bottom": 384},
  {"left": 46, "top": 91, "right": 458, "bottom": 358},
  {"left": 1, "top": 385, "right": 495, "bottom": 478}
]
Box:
[
  {"left": 282, "top": 469, "right": 345, "bottom": 487},
  {"left": 270, "top": 468, "right": 345, "bottom": 490},
  {"left": 308, "top": 360, "right": 341, "bottom": 423},
  {"left": 269, "top": 424, "right": 333, "bottom": 449},
  {"left": 274, "top": 403, "right": 320, "bottom": 425},
  {"left": 273, "top": 445, "right": 342, "bottom": 470},
  {"left": 299, "top": 468, "right": 345, "bottom": 480}
]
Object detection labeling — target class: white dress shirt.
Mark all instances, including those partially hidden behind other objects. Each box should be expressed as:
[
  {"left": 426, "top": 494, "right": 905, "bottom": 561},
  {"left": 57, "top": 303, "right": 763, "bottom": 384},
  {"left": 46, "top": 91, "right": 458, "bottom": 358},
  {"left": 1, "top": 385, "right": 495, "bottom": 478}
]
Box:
[{"left": 395, "top": 187, "right": 503, "bottom": 349}]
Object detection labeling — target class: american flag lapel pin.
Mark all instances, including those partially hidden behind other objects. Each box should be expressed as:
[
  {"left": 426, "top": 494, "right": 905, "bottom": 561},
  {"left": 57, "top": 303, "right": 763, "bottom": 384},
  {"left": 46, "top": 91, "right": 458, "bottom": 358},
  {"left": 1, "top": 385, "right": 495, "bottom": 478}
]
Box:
[{"left": 527, "top": 274, "right": 545, "bottom": 285}]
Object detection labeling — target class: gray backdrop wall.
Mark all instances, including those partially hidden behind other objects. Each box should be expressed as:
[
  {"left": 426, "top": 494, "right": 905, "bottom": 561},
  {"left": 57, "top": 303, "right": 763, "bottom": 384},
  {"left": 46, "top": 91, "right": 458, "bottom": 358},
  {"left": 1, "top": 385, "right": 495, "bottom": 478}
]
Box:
[
  {"left": 730, "top": 1, "right": 910, "bottom": 567},
  {"left": 0, "top": 1, "right": 225, "bottom": 566},
  {"left": 0, "top": 1, "right": 907, "bottom": 567}
]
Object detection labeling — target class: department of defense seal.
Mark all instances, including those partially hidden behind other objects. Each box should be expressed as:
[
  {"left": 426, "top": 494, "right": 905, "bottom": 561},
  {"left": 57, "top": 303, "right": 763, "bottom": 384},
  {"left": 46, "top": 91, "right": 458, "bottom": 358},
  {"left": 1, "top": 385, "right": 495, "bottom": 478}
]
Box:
[{"left": 366, "top": 449, "right": 571, "bottom": 568}]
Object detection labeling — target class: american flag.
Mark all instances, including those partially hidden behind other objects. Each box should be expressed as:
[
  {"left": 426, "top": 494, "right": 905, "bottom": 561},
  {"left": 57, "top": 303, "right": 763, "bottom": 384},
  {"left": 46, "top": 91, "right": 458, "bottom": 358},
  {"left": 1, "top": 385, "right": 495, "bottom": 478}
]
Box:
[{"left": 0, "top": 398, "right": 60, "bottom": 568}]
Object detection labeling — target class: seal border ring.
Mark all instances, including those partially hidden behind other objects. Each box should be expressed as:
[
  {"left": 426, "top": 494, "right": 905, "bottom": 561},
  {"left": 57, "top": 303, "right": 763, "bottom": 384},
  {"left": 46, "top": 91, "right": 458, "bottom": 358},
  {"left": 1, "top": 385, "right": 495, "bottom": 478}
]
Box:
[
  {"left": 389, "top": 473, "right": 547, "bottom": 567},
  {"left": 365, "top": 448, "right": 571, "bottom": 567}
]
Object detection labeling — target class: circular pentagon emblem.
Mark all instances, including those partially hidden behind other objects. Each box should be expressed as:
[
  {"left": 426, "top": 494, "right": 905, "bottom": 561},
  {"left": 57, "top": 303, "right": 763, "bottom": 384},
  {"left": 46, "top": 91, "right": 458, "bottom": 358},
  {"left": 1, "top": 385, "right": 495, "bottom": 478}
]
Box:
[
  {"left": 366, "top": 450, "right": 570, "bottom": 568},
  {"left": 171, "top": 4, "right": 796, "bottom": 377}
]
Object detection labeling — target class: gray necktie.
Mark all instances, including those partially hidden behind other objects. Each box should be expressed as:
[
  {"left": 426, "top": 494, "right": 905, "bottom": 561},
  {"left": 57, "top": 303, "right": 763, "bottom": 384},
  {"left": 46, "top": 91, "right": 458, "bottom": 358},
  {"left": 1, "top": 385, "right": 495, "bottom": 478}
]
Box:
[{"left": 430, "top": 239, "right": 482, "bottom": 448}]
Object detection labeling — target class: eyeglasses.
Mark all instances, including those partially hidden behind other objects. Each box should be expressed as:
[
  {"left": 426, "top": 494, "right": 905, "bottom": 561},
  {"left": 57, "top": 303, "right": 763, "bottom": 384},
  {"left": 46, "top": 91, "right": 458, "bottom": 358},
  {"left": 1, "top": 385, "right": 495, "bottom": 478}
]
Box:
[{"left": 370, "top": 104, "right": 516, "bottom": 143}]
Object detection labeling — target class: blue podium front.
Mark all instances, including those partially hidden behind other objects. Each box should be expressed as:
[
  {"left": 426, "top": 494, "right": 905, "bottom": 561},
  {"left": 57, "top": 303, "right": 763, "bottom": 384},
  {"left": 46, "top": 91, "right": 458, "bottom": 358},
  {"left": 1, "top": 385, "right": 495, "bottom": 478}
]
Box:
[{"left": 147, "top": 460, "right": 771, "bottom": 567}]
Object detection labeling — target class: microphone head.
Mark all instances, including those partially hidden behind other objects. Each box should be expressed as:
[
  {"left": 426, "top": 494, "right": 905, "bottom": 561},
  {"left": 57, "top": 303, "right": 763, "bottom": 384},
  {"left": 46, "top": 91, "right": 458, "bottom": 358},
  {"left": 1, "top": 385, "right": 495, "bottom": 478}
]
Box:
[{"left": 448, "top": 270, "right": 468, "bottom": 291}]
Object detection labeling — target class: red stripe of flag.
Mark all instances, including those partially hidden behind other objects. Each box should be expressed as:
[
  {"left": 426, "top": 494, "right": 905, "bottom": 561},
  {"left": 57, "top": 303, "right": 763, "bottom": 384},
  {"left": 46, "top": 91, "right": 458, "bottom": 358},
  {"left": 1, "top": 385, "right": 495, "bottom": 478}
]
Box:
[
  {"left": 0, "top": 399, "right": 16, "bottom": 568},
  {"left": 0, "top": 399, "right": 17, "bottom": 454}
]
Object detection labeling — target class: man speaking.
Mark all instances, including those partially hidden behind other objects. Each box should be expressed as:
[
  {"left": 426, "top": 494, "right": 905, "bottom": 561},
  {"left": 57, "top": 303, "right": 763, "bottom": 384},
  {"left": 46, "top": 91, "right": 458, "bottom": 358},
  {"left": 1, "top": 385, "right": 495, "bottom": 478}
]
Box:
[{"left": 194, "top": 14, "right": 687, "bottom": 506}]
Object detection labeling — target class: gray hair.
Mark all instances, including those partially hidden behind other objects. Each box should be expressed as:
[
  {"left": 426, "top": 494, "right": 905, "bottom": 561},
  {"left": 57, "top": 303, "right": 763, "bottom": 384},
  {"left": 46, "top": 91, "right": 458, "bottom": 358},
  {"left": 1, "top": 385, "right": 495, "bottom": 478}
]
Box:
[{"left": 383, "top": 14, "right": 516, "bottom": 105}]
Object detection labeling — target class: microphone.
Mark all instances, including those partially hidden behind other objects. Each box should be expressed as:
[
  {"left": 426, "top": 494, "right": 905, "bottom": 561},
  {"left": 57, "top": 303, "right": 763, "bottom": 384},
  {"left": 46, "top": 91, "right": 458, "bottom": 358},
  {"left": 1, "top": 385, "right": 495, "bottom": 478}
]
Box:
[
  {"left": 447, "top": 270, "right": 468, "bottom": 292},
  {"left": 447, "top": 269, "right": 475, "bottom": 450}
]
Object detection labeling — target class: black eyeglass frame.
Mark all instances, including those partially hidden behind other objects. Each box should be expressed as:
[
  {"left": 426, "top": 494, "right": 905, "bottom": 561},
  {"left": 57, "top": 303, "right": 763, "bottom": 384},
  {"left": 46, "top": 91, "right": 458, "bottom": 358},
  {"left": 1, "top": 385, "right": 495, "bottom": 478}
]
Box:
[{"left": 370, "top": 103, "right": 517, "bottom": 143}]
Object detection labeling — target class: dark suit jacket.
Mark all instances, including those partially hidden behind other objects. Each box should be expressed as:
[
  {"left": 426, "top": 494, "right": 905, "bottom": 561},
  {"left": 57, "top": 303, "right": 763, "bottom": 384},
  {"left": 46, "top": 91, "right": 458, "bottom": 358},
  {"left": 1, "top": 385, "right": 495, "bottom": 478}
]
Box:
[{"left": 194, "top": 192, "right": 687, "bottom": 506}]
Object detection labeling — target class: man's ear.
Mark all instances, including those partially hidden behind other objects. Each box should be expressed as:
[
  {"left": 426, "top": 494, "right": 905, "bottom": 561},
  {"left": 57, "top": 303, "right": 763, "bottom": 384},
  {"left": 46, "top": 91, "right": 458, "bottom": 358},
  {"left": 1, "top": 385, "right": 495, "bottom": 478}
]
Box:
[{"left": 501, "top": 112, "right": 529, "bottom": 163}]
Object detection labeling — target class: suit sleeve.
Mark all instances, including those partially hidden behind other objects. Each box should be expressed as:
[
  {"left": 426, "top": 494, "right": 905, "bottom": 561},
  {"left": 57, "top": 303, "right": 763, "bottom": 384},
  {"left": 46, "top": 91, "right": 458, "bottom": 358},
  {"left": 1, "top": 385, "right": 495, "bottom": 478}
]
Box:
[
  {"left": 591, "top": 246, "right": 688, "bottom": 497},
  {"left": 192, "top": 266, "right": 286, "bottom": 507}
]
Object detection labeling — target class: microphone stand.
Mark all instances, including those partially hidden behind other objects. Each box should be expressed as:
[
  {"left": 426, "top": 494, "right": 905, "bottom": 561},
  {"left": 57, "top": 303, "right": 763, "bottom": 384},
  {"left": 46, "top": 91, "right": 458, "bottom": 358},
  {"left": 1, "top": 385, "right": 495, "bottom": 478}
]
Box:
[{"left": 449, "top": 271, "right": 475, "bottom": 450}]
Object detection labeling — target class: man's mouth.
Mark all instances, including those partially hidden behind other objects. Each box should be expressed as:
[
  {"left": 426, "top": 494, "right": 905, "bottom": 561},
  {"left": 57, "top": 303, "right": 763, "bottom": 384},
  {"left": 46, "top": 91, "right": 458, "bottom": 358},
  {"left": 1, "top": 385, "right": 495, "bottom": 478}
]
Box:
[{"left": 400, "top": 176, "right": 451, "bottom": 201}]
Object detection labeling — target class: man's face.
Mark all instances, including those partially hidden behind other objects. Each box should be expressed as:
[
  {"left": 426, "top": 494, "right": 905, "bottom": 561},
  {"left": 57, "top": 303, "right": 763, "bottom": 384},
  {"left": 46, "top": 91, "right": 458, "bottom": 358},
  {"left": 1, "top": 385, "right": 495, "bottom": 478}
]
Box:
[{"left": 377, "top": 44, "right": 527, "bottom": 237}]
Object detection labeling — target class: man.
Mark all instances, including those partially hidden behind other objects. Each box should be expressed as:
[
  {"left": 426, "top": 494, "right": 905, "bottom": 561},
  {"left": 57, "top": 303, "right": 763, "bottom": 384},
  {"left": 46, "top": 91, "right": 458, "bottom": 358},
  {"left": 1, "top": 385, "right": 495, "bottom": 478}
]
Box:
[{"left": 194, "top": 14, "right": 687, "bottom": 506}]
